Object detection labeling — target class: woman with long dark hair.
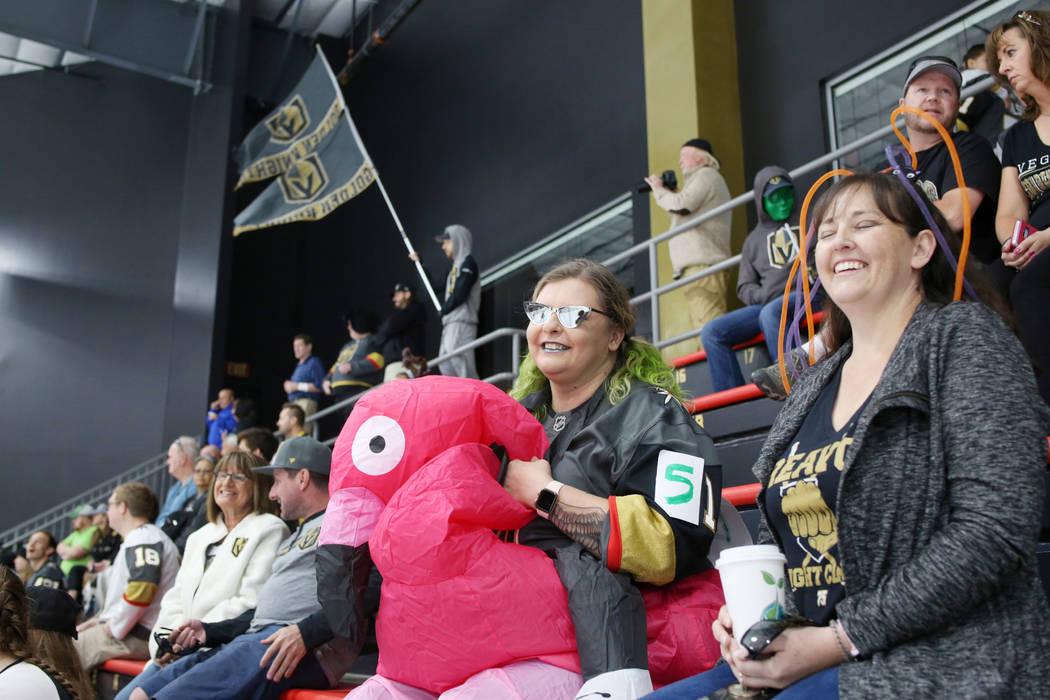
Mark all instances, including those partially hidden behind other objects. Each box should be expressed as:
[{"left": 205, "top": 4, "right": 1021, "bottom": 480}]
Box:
[{"left": 0, "top": 567, "right": 80, "bottom": 699}]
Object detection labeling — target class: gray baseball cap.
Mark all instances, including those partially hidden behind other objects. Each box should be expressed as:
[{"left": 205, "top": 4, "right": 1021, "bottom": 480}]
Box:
[
  {"left": 253, "top": 436, "right": 332, "bottom": 476},
  {"left": 903, "top": 56, "right": 962, "bottom": 97}
]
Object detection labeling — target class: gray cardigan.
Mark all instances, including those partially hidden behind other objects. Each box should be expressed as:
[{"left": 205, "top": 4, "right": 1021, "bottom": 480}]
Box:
[{"left": 753, "top": 301, "right": 1050, "bottom": 698}]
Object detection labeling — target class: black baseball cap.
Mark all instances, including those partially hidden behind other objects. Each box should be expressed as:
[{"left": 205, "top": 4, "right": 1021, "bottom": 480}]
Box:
[
  {"left": 253, "top": 436, "right": 331, "bottom": 476},
  {"left": 392, "top": 282, "right": 413, "bottom": 295},
  {"left": 27, "top": 586, "right": 80, "bottom": 639}
]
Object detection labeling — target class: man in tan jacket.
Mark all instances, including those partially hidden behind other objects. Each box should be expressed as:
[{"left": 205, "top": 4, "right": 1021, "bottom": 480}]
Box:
[{"left": 646, "top": 138, "right": 732, "bottom": 358}]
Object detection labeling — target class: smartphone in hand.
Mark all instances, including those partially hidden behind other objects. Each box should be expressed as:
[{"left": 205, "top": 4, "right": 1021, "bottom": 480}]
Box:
[{"left": 1012, "top": 219, "right": 1038, "bottom": 248}]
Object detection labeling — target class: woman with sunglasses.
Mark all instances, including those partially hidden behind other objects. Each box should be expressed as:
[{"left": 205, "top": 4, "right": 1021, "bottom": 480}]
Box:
[
  {"left": 987, "top": 9, "right": 1050, "bottom": 406},
  {"left": 646, "top": 171, "right": 1048, "bottom": 699},
  {"left": 114, "top": 452, "right": 288, "bottom": 700},
  {"left": 504, "top": 258, "right": 726, "bottom": 698}
]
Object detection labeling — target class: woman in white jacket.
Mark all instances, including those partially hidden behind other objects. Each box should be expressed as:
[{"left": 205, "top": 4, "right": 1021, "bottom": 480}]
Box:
[{"left": 115, "top": 451, "right": 288, "bottom": 700}]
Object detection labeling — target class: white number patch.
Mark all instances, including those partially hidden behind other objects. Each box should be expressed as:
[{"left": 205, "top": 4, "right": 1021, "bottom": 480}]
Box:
[{"left": 655, "top": 449, "right": 711, "bottom": 527}]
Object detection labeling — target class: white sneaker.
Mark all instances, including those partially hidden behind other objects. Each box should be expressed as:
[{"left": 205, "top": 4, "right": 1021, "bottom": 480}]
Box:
[{"left": 573, "top": 668, "right": 653, "bottom": 700}]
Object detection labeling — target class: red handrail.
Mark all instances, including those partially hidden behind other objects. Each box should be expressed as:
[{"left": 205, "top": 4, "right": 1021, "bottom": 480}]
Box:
[
  {"left": 723, "top": 483, "right": 761, "bottom": 507},
  {"left": 671, "top": 310, "right": 828, "bottom": 369},
  {"left": 100, "top": 659, "right": 146, "bottom": 676},
  {"left": 687, "top": 384, "right": 764, "bottom": 413}
]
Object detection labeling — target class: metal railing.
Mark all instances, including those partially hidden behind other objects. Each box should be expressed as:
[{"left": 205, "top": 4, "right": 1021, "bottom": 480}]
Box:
[
  {"left": 1, "top": 75, "right": 996, "bottom": 547},
  {"left": 609, "top": 74, "right": 997, "bottom": 350},
  {"left": 0, "top": 449, "right": 179, "bottom": 550},
  {"left": 304, "top": 327, "right": 526, "bottom": 444},
  {"left": 0, "top": 331, "right": 527, "bottom": 546}
]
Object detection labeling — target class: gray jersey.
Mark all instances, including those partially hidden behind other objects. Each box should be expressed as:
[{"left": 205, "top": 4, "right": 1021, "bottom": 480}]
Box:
[{"left": 249, "top": 511, "right": 324, "bottom": 632}]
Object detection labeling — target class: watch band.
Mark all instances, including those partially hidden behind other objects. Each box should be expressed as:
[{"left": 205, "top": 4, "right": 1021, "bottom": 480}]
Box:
[{"left": 534, "top": 480, "right": 565, "bottom": 519}]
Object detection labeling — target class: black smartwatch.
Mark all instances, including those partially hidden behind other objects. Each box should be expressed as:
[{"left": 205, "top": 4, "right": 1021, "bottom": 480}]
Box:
[{"left": 534, "top": 480, "right": 564, "bottom": 519}]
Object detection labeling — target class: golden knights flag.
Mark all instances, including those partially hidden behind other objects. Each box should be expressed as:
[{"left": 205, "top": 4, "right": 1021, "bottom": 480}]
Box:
[
  {"left": 234, "top": 54, "right": 343, "bottom": 188},
  {"left": 233, "top": 117, "right": 375, "bottom": 236}
]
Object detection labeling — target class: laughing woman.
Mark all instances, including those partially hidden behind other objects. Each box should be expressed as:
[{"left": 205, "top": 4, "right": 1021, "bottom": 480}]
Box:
[
  {"left": 115, "top": 452, "right": 288, "bottom": 700},
  {"left": 646, "top": 171, "right": 1050, "bottom": 699},
  {"left": 503, "top": 259, "right": 726, "bottom": 699}
]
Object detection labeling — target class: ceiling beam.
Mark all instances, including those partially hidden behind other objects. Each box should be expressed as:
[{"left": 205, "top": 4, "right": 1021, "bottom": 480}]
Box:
[{"left": 0, "top": 0, "right": 220, "bottom": 91}]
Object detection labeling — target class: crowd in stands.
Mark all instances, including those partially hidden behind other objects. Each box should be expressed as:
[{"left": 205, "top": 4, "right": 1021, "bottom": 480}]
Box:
[
  {"left": 2, "top": 10, "right": 1050, "bottom": 700},
  {"left": 733, "top": 44, "right": 1050, "bottom": 409}
]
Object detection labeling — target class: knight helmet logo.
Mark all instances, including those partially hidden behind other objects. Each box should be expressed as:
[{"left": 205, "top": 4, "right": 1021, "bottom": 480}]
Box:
[
  {"left": 766, "top": 224, "right": 800, "bottom": 269},
  {"left": 279, "top": 154, "right": 328, "bottom": 203},
  {"left": 266, "top": 95, "right": 311, "bottom": 143}
]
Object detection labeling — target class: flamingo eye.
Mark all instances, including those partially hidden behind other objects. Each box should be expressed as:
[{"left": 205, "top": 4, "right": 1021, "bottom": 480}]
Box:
[{"left": 351, "top": 416, "right": 406, "bottom": 475}]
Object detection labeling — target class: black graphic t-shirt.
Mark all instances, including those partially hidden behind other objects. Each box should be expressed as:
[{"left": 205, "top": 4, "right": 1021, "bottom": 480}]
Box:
[
  {"left": 1002, "top": 120, "right": 1050, "bottom": 230},
  {"left": 912, "top": 132, "right": 1001, "bottom": 264},
  {"left": 763, "top": 366, "right": 864, "bottom": 623}
]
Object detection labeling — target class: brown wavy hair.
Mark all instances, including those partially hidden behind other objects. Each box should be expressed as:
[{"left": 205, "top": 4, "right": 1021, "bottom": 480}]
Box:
[
  {"left": 985, "top": 10, "right": 1050, "bottom": 120},
  {"left": 206, "top": 451, "right": 276, "bottom": 524},
  {"left": 29, "top": 628, "right": 93, "bottom": 700},
  {"left": 0, "top": 568, "right": 86, "bottom": 699}
]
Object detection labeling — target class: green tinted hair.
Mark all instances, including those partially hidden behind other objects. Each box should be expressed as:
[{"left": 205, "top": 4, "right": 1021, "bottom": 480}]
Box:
[{"left": 508, "top": 258, "right": 684, "bottom": 413}]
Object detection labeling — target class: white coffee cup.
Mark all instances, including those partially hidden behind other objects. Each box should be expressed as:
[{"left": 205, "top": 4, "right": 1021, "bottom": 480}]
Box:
[{"left": 715, "top": 545, "right": 787, "bottom": 642}]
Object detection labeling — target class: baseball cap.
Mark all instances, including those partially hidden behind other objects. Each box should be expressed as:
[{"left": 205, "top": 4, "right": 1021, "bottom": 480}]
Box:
[
  {"left": 762, "top": 175, "right": 793, "bottom": 198},
  {"left": 27, "top": 586, "right": 80, "bottom": 639},
  {"left": 253, "top": 436, "right": 332, "bottom": 476},
  {"left": 903, "top": 56, "right": 962, "bottom": 96},
  {"left": 69, "top": 504, "right": 93, "bottom": 518},
  {"left": 392, "top": 282, "right": 412, "bottom": 295},
  {"left": 84, "top": 504, "right": 107, "bottom": 516}
]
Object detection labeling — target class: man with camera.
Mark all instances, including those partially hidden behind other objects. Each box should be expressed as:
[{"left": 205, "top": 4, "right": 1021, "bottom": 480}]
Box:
[{"left": 645, "top": 138, "right": 733, "bottom": 358}]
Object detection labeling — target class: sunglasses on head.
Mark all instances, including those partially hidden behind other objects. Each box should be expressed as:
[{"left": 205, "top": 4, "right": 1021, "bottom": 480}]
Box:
[
  {"left": 523, "top": 302, "right": 609, "bottom": 329},
  {"left": 1017, "top": 10, "right": 1042, "bottom": 26}
]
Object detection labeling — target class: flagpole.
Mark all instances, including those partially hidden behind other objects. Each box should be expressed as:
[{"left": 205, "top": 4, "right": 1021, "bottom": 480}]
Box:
[{"left": 315, "top": 46, "right": 442, "bottom": 312}]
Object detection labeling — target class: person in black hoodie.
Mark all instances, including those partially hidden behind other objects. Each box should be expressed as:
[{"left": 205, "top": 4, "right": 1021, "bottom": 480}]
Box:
[{"left": 700, "top": 166, "right": 804, "bottom": 392}]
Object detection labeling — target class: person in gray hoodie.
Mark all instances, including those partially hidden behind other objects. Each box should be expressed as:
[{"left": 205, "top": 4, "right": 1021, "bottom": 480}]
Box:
[
  {"left": 700, "top": 166, "right": 803, "bottom": 392},
  {"left": 433, "top": 224, "right": 480, "bottom": 378}
]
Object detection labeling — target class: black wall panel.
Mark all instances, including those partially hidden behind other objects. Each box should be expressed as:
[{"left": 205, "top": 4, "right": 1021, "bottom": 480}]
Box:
[{"left": 0, "top": 5, "right": 244, "bottom": 531}]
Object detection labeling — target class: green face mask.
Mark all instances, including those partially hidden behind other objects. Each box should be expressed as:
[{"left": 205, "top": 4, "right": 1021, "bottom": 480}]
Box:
[{"left": 763, "top": 187, "right": 795, "bottom": 221}]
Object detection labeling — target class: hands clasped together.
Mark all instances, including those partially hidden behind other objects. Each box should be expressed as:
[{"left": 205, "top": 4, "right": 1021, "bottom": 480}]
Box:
[{"left": 711, "top": 606, "right": 846, "bottom": 691}]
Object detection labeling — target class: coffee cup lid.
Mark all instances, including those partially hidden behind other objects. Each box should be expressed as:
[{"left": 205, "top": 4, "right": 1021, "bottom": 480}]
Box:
[{"left": 715, "top": 544, "right": 786, "bottom": 569}]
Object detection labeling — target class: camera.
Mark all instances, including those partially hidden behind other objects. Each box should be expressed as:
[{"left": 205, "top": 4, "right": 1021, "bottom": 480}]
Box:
[
  {"left": 153, "top": 629, "right": 200, "bottom": 659},
  {"left": 636, "top": 169, "right": 678, "bottom": 194}
]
